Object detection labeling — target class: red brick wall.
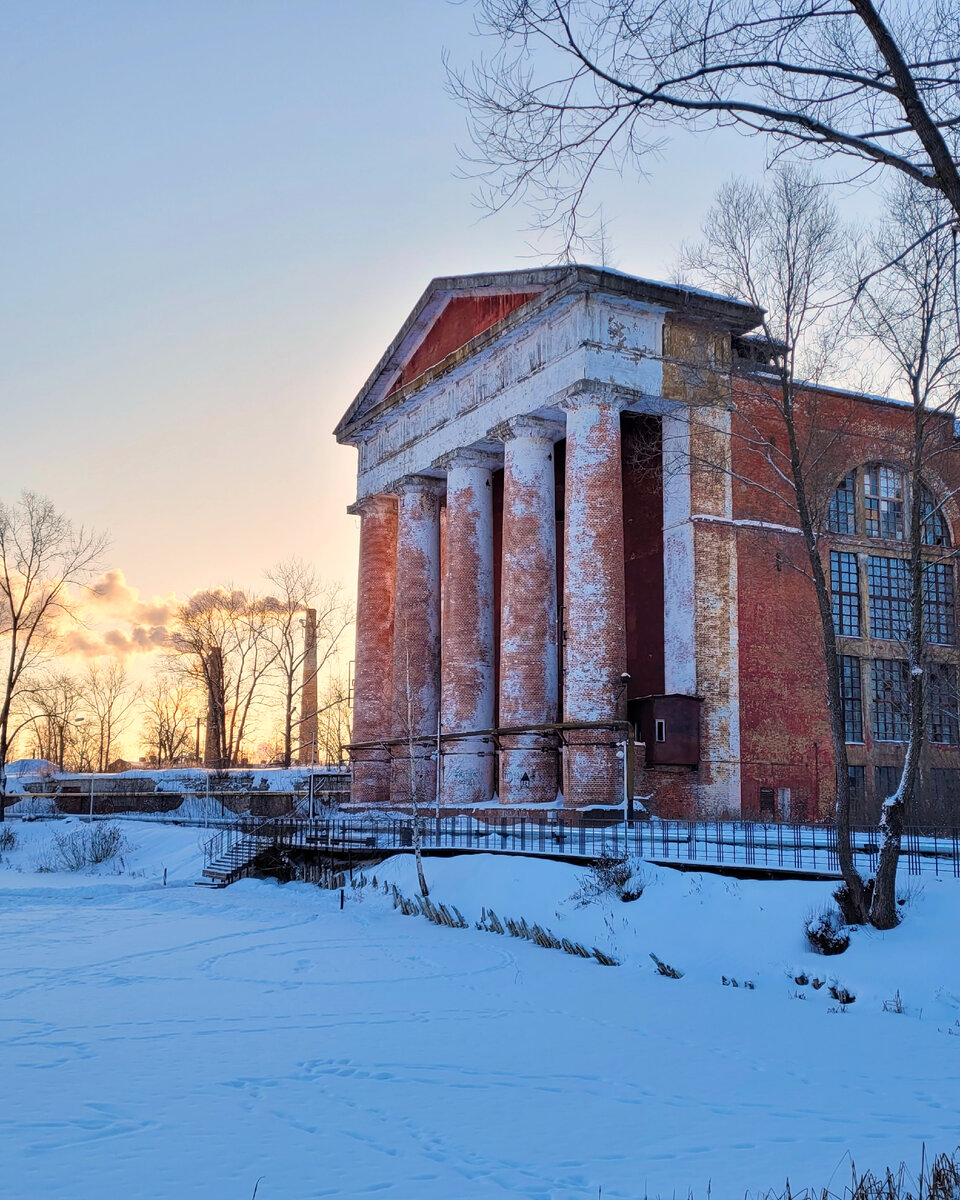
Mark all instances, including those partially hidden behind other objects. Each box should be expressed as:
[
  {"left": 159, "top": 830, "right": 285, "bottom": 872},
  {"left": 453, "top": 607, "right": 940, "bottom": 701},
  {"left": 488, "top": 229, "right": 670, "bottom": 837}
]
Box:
[
  {"left": 730, "top": 374, "right": 960, "bottom": 819},
  {"left": 735, "top": 524, "right": 831, "bottom": 820}
]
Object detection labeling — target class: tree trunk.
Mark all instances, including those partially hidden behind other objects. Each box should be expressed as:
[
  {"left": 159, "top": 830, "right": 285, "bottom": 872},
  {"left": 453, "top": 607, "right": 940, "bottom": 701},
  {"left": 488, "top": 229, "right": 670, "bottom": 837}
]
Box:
[
  {"left": 283, "top": 682, "right": 293, "bottom": 768},
  {"left": 869, "top": 395, "right": 926, "bottom": 928},
  {"left": 781, "top": 374, "right": 868, "bottom": 922},
  {"left": 870, "top": 792, "right": 905, "bottom": 929}
]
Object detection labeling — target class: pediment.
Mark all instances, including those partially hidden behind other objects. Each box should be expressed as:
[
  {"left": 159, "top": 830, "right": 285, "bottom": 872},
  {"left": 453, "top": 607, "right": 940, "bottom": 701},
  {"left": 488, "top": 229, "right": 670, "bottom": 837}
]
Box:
[
  {"left": 335, "top": 269, "right": 565, "bottom": 442},
  {"left": 335, "top": 266, "right": 764, "bottom": 444},
  {"left": 387, "top": 292, "right": 538, "bottom": 398}
]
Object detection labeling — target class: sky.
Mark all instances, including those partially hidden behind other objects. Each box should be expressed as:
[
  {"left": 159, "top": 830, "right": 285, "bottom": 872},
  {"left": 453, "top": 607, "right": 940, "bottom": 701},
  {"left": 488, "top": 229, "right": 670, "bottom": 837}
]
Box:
[{"left": 1, "top": 0, "right": 779, "bottom": 660}]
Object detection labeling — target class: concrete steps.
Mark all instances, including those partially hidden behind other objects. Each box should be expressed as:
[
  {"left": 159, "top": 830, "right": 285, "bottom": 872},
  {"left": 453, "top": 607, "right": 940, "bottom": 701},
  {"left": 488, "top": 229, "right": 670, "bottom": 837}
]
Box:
[{"left": 196, "top": 836, "right": 268, "bottom": 888}]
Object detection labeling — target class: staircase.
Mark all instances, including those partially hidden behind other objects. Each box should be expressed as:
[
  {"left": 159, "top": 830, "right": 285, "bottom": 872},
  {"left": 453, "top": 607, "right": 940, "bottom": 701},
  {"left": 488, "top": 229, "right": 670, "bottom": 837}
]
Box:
[{"left": 196, "top": 825, "right": 270, "bottom": 888}]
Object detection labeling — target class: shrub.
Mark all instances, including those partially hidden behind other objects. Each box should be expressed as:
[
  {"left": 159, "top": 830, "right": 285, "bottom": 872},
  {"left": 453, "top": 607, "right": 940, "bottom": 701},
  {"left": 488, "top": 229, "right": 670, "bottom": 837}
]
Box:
[
  {"left": 804, "top": 906, "right": 850, "bottom": 955},
  {"left": 577, "top": 852, "right": 646, "bottom": 903},
  {"left": 36, "top": 823, "right": 129, "bottom": 872},
  {"left": 87, "top": 822, "right": 126, "bottom": 863},
  {"left": 0, "top": 827, "right": 16, "bottom": 852}
]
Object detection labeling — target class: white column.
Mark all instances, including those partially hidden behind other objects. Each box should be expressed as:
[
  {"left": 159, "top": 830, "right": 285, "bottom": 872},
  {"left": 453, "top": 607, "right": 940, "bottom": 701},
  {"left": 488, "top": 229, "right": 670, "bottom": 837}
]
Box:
[
  {"left": 390, "top": 476, "right": 443, "bottom": 809},
  {"left": 493, "top": 415, "right": 559, "bottom": 806},
  {"left": 561, "top": 391, "right": 628, "bottom": 809},
  {"left": 348, "top": 494, "right": 398, "bottom": 808},
  {"left": 437, "top": 449, "right": 498, "bottom": 807}
]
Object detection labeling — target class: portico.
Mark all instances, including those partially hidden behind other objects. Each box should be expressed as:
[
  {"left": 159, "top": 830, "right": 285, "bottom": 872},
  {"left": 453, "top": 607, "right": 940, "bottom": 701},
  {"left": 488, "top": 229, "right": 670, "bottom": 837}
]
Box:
[{"left": 336, "top": 267, "right": 760, "bottom": 814}]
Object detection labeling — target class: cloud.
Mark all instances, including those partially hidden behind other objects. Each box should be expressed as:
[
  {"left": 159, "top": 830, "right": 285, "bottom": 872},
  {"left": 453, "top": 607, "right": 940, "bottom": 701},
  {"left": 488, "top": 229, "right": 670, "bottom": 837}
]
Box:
[
  {"left": 57, "top": 569, "right": 179, "bottom": 661},
  {"left": 88, "top": 569, "right": 178, "bottom": 628},
  {"left": 60, "top": 629, "right": 109, "bottom": 657}
]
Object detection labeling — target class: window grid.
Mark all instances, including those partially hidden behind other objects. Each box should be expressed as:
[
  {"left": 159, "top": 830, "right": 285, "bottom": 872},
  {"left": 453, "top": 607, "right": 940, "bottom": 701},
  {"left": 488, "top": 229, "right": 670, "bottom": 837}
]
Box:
[
  {"left": 875, "top": 763, "right": 902, "bottom": 802},
  {"left": 840, "top": 655, "right": 864, "bottom": 743},
  {"left": 848, "top": 765, "right": 865, "bottom": 816},
  {"left": 868, "top": 556, "right": 910, "bottom": 641},
  {"left": 828, "top": 471, "right": 857, "bottom": 535},
  {"left": 831, "top": 551, "right": 861, "bottom": 637},
  {"left": 923, "top": 562, "right": 955, "bottom": 646},
  {"left": 927, "top": 663, "right": 959, "bottom": 745},
  {"left": 921, "top": 486, "right": 951, "bottom": 547},
  {"left": 871, "top": 658, "right": 909, "bottom": 741},
  {"left": 864, "top": 466, "right": 906, "bottom": 540}
]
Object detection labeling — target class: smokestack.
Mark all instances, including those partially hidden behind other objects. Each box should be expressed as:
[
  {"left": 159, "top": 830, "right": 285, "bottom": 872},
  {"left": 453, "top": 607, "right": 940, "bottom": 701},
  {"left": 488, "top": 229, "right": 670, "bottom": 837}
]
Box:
[
  {"left": 298, "top": 608, "right": 318, "bottom": 764},
  {"left": 203, "top": 646, "right": 225, "bottom": 770}
]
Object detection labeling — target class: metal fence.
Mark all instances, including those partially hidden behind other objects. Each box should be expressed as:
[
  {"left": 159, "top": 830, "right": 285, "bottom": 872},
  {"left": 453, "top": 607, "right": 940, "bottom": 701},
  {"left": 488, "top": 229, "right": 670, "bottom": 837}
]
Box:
[{"left": 203, "top": 815, "right": 960, "bottom": 878}]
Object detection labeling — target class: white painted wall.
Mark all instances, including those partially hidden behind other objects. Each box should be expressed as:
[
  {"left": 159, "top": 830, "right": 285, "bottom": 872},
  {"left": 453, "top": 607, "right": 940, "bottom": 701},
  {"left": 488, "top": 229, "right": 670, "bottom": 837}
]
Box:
[{"left": 357, "top": 294, "right": 666, "bottom": 496}]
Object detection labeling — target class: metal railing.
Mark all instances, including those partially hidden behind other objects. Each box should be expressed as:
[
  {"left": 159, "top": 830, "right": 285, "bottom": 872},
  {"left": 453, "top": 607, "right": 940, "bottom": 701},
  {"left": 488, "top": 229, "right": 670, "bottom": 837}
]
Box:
[{"left": 201, "top": 816, "right": 960, "bottom": 878}]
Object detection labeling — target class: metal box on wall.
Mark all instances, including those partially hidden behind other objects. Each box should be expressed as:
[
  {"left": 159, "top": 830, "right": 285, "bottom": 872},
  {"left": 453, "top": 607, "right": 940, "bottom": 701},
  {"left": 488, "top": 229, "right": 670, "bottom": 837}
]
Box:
[{"left": 629, "top": 694, "right": 701, "bottom": 767}]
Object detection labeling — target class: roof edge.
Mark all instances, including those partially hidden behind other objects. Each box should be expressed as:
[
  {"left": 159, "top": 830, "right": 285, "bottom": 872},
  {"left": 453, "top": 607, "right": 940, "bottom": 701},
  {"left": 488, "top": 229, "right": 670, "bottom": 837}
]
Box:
[{"left": 335, "top": 265, "right": 763, "bottom": 442}]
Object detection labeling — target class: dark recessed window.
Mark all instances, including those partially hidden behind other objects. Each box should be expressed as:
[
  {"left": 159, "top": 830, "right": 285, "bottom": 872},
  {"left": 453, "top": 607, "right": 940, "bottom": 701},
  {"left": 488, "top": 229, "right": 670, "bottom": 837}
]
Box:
[
  {"left": 831, "top": 551, "right": 861, "bottom": 637},
  {"left": 927, "top": 663, "right": 959, "bottom": 745},
  {"left": 868, "top": 556, "right": 910, "bottom": 641},
  {"left": 921, "top": 486, "right": 951, "bottom": 547},
  {"left": 848, "top": 765, "right": 866, "bottom": 819},
  {"left": 828, "top": 471, "right": 857, "bottom": 535},
  {"left": 875, "top": 763, "right": 902, "bottom": 802},
  {"left": 924, "top": 562, "right": 955, "bottom": 646},
  {"left": 840, "top": 655, "right": 864, "bottom": 743},
  {"left": 871, "top": 658, "right": 909, "bottom": 741}
]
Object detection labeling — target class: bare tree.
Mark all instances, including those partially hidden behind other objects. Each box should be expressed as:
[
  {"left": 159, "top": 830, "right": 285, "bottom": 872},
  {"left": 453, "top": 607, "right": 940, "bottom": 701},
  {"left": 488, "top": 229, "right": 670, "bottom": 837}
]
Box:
[
  {"left": 80, "top": 662, "right": 141, "bottom": 771},
  {"left": 22, "top": 670, "right": 90, "bottom": 771},
  {"left": 456, "top": 0, "right": 960, "bottom": 251},
  {"left": 263, "top": 559, "right": 353, "bottom": 768},
  {"left": 316, "top": 674, "right": 353, "bottom": 766},
  {"left": 848, "top": 178, "right": 960, "bottom": 927},
  {"left": 0, "top": 492, "right": 105, "bottom": 814},
  {"left": 678, "top": 167, "right": 877, "bottom": 919},
  {"left": 170, "top": 589, "right": 278, "bottom": 769},
  {"left": 140, "top": 673, "right": 200, "bottom": 767}
]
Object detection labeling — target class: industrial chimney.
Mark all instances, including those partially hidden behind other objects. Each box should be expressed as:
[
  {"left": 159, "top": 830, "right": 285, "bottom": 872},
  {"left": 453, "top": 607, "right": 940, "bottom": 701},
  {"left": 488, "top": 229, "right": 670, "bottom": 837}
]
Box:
[
  {"left": 202, "top": 646, "right": 226, "bottom": 770},
  {"left": 298, "top": 608, "right": 319, "bottom": 764}
]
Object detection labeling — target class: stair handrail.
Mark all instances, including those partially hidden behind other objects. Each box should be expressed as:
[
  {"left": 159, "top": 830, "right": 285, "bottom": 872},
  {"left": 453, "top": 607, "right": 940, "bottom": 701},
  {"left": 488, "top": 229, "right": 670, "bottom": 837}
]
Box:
[{"left": 202, "top": 817, "right": 263, "bottom": 868}]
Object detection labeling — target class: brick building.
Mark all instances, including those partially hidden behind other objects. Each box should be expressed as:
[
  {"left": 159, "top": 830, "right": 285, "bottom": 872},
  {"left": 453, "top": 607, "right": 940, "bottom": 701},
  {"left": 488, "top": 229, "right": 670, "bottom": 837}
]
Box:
[{"left": 335, "top": 266, "right": 960, "bottom": 822}]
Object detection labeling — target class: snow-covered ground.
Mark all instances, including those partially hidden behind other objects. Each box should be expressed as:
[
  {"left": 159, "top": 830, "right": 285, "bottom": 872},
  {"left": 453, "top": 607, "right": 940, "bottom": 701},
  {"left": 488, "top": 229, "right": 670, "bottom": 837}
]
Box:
[{"left": 1, "top": 819, "right": 958, "bottom": 1198}]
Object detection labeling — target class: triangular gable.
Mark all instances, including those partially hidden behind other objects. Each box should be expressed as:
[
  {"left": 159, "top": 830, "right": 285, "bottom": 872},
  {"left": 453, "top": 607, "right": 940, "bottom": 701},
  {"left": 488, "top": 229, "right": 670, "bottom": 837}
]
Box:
[
  {"left": 386, "top": 292, "right": 538, "bottom": 398},
  {"left": 335, "top": 269, "right": 569, "bottom": 441},
  {"left": 335, "top": 266, "right": 764, "bottom": 444}
]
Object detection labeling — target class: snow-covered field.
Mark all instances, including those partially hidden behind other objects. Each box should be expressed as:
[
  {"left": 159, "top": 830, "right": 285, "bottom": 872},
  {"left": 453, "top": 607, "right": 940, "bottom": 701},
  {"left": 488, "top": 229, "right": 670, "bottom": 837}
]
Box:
[{"left": 1, "top": 819, "right": 958, "bottom": 1198}]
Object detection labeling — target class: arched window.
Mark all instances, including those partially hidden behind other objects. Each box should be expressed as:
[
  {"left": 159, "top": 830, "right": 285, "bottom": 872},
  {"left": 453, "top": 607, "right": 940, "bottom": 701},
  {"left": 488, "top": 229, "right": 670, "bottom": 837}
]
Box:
[
  {"left": 921, "top": 485, "right": 951, "bottom": 547},
  {"left": 827, "top": 471, "right": 856, "bottom": 535},
  {"left": 827, "top": 466, "right": 951, "bottom": 546},
  {"left": 863, "top": 465, "right": 905, "bottom": 540}
]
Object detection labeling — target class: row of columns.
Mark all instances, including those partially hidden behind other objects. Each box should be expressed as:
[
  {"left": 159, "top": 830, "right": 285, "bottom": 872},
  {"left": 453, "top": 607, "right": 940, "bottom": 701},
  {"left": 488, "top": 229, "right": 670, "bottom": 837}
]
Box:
[{"left": 350, "top": 392, "right": 628, "bottom": 811}]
